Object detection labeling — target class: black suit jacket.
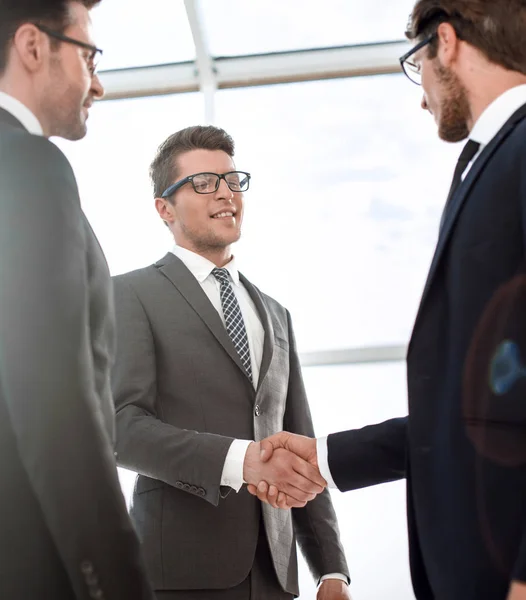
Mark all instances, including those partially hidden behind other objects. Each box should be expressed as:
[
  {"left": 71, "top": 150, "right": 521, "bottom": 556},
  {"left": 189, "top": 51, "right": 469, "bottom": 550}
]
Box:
[
  {"left": 0, "top": 107, "right": 154, "bottom": 599},
  {"left": 327, "top": 101, "right": 526, "bottom": 600}
]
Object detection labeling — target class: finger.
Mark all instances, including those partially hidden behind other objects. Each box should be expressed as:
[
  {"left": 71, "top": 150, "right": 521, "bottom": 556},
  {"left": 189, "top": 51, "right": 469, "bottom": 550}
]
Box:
[
  {"left": 247, "top": 484, "right": 258, "bottom": 496},
  {"left": 256, "top": 481, "right": 277, "bottom": 507},
  {"left": 259, "top": 438, "right": 276, "bottom": 462},
  {"left": 275, "top": 491, "right": 305, "bottom": 509},
  {"left": 292, "top": 458, "right": 327, "bottom": 489},
  {"left": 268, "top": 484, "right": 279, "bottom": 498},
  {"left": 280, "top": 482, "right": 318, "bottom": 503},
  {"left": 276, "top": 492, "right": 289, "bottom": 509},
  {"left": 288, "top": 471, "right": 325, "bottom": 496},
  {"left": 255, "top": 484, "right": 280, "bottom": 508},
  {"left": 257, "top": 480, "right": 269, "bottom": 495}
]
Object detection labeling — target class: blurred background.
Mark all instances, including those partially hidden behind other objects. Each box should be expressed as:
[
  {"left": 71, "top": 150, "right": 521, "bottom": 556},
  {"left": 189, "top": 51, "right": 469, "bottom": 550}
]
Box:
[{"left": 54, "top": 2, "right": 462, "bottom": 597}]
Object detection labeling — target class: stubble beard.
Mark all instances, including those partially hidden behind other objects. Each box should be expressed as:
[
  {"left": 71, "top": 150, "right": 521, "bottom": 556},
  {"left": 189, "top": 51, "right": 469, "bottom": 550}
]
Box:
[{"left": 435, "top": 62, "right": 472, "bottom": 143}]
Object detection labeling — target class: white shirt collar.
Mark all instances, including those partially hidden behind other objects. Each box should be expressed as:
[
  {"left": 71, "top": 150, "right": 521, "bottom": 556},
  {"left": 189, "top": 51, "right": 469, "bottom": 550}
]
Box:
[
  {"left": 470, "top": 84, "right": 526, "bottom": 146},
  {"left": 0, "top": 92, "right": 43, "bottom": 136},
  {"left": 171, "top": 245, "right": 240, "bottom": 286}
]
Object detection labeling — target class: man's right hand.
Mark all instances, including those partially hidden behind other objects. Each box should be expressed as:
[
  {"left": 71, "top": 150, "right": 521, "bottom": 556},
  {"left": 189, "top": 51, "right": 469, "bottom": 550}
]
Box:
[
  {"left": 243, "top": 440, "right": 326, "bottom": 508},
  {"left": 246, "top": 432, "right": 321, "bottom": 509}
]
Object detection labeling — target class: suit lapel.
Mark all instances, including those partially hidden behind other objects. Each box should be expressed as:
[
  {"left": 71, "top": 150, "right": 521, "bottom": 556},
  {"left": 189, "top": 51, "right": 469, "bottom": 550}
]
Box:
[
  {"left": 410, "top": 103, "right": 526, "bottom": 348},
  {"left": 239, "top": 273, "right": 275, "bottom": 392},
  {"left": 155, "top": 252, "right": 251, "bottom": 382}
]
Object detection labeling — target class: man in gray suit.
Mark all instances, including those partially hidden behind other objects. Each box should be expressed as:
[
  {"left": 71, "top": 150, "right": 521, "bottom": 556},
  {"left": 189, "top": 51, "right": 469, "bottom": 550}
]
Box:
[
  {"left": 0, "top": 1, "right": 154, "bottom": 598},
  {"left": 112, "top": 125, "right": 351, "bottom": 599}
]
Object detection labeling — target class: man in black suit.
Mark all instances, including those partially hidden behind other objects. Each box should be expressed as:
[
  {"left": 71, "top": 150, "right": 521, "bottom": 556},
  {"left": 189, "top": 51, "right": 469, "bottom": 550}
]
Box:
[
  {"left": 251, "top": 1, "right": 526, "bottom": 599},
  {"left": 0, "top": 2, "right": 154, "bottom": 598}
]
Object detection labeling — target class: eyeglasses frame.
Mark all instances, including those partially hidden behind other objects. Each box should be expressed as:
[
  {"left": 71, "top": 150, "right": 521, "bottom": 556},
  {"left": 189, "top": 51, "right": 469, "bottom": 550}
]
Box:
[
  {"left": 161, "top": 171, "right": 251, "bottom": 199},
  {"left": 34, "top": 23, "right": 103, "bottom": 75},
  {"left": 399, "top": 32, "right": 437, "bottom": 85}
]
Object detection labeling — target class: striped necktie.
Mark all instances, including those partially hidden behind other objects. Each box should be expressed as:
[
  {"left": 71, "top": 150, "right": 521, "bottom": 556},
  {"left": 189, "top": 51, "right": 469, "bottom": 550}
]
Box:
[{"left": 212, "top": 268, "right": 253, "bottom": 382}]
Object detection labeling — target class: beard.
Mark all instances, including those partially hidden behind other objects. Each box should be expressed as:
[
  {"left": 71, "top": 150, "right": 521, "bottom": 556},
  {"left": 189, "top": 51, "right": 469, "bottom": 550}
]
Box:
[
  {"left": 42, "top": 56, "right": 88, "bottom": 141},
  {"left": 434, "top": 62, "right": 472, "bottom": 142}
]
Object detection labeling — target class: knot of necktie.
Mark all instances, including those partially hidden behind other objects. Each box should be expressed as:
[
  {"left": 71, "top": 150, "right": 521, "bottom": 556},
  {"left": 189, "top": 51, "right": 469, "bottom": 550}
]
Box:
[{"left": 212, "top": 267, "right": 230, "bottom": 285}]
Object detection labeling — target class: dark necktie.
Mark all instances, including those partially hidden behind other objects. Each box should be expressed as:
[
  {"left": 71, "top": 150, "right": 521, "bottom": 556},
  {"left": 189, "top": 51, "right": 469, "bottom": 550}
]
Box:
[
  {"left": 439, "top": 139, "right": 481, "bottom": 232},
  {"left": 212, "top": 268, "right": 253, "bottom": 382}
]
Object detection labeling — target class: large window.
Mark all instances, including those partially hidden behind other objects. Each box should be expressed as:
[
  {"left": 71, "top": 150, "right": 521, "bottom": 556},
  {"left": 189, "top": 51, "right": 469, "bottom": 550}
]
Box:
[
  {"left": 215, "top": 75, "right": 459, "bottom": 351},
  {"left": 90, "top": 0, "right": 195, "bottom": 70},
  {"left": 200, "top": 0, "right": 416, "bottom": 55},
  {"left": 57, "top": 74, "right": 460, "bottom": 351},
  {"left": 54, "top": 92, "right": 202, "bottom": 274},
  {"left": 296, "top": 362, "right": 411, "bottom": 599}
]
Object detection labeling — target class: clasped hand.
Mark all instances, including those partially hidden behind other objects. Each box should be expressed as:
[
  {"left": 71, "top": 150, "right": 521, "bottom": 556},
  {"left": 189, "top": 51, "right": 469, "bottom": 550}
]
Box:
[{"left": 243, "top": 432, "right": 323, "bottom": 509}]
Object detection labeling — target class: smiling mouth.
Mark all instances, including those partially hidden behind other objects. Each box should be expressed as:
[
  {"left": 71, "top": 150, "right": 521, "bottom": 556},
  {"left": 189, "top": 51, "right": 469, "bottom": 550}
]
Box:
[{"left": 211, "top": 211, "right": 236, "bottom": 219}]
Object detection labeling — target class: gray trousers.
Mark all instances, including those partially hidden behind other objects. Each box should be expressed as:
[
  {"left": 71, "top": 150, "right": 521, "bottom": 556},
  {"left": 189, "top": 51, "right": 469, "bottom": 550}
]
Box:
[{"left": 155, "top": 528, "right": 294, "bottom": 600}]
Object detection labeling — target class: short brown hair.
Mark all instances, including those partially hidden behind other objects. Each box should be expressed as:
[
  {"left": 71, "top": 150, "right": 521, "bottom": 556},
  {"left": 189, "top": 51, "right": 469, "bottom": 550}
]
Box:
[
  {"left": 406, "top": 0, "right": 526, "bottom": 74},
  {"left": 0, "top": 0, "right": 101, "bottom": 73},
  {"left": 150, "top": 125, "right": 236, "bottom": 199}
]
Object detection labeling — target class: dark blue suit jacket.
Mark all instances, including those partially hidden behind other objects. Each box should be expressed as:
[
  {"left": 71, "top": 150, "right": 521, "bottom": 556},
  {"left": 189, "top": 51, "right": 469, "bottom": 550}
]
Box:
[{"left": 327, "top": 101, "right": 526, "bottom": 600}]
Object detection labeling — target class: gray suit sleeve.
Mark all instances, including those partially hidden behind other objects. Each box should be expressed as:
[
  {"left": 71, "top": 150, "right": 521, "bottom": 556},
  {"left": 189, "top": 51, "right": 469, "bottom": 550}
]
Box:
[
  {"left": 282, "top": 311, "right": 350, "bottom": 583},
  {"left": 0, "top": 137, "right": 154, "bottom": 600},
  {"left": 112, "top": 276, "right": 235, "bottom": 506}
]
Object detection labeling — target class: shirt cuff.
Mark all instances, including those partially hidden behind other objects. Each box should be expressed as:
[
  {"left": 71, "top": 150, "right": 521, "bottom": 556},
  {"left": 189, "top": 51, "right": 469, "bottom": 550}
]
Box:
[
  {"left": 317, "top": 436, "right": 338, "bottom": 489},
  {"left": 220, "top": 439, "right": 253, "bottom": 492},
  {"left": 320, "top": 573, "right": 349, "bottom": 585}
]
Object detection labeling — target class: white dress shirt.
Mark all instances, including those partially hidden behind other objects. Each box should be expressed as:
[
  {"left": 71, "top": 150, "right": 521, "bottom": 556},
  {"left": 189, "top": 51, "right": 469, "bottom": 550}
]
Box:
[
  {"left": 463, "top": 83, "right": 526, "bottom": 179},
  {"left": 0, "top": 91, "right": 43, "bottom": 136}
]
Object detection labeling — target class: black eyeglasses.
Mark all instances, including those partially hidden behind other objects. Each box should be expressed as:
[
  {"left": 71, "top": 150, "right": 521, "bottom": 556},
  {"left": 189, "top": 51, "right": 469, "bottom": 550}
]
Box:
[
  {"left": 161, "top": 171, "right": 251, "bottom": 198},
  {"left": 35, "top": 23, "right": 103, "bottom": 76},
  {"left": 399, "top": 33, "right": 437, "bottom": 85}
]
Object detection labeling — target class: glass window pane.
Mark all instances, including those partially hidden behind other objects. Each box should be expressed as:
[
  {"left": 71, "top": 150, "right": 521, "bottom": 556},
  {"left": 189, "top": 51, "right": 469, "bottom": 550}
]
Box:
[
  {"left": 298, "top": 362, "right": 412, "bottom": 599},
  {"left": 53, "top": 93, "right": 203, "bottom": 275},
  {"left": 200, "top": 0, "right": 415, "bottom": 56},
  {"left": 91, "top": 0, "right": 195, "bottom": 70},
  {"left": 215, "top": 74, "right": 461, "bottom": 351}
]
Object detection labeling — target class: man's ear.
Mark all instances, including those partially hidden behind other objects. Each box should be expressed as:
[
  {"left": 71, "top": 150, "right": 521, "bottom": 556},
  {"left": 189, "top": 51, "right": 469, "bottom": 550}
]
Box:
[
  {"left": 155, "top": 197, "right": 176, "bottom": 226},
  {"left": 11, "top": 24, "right": 48, "bottom": 74},
  {"left": 436, "top": 21, "right": 461, "bottom": 68}
]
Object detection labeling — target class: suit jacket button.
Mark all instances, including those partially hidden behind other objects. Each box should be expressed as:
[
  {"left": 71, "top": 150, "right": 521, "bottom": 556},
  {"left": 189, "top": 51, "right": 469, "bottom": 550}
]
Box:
[
  {"left": 190, "top": 485, "right": 197, "bottom": 493},
  {"left": 81, "top": 561, "right": 94, "bottom": 575},
  {"left": 254, "top": 404, "right": 261, "bottom": 417},
  {"left": 175, "top": 481, "right": 183, "bottom": 489},
  {"left": 89, "top": 589, "right": 104, "bottom": 599},
  {"left": 198, "top": 488, "right": 205, "bottom": 496},
  {"left": 183, "top": 483, "right": 191, "bottom": 491}
]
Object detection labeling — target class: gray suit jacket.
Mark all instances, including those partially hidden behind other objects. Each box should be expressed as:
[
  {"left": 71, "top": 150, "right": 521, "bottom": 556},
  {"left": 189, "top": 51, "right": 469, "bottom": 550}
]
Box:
[
  {"left": 0, "top": 108, "right": 154, "bottom": 600},
  {"left": 112, "top": 252, "right": 349, "bottom": 594}
]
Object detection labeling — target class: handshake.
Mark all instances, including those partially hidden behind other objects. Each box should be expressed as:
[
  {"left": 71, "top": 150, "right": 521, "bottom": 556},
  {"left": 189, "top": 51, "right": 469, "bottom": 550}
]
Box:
[{"left": 242, "top": 432, "right": 325, "bottom": 509}]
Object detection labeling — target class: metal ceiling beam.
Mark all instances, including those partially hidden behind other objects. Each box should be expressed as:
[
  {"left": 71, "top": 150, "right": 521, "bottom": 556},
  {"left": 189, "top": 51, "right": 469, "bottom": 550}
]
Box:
[
  {"left": 98, "top": 40, "right": 411, "bottom": 101},
  {"left": 183, "top": 0, "right": 217, "bottom": 123},
  {"left": 300, "top": 345, "right": 407, "bottom": 367}
]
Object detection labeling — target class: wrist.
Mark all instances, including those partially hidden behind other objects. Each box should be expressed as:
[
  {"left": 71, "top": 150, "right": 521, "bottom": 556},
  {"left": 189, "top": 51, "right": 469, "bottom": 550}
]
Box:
[{"left": 242, "top": 441, "right": 261, "bottom": 484}]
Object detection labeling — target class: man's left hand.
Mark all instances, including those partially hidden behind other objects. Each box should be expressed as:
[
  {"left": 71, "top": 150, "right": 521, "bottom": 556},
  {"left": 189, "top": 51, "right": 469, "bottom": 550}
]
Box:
[{"left": 317, "top": 579, "right": 352, "bottom": 599}]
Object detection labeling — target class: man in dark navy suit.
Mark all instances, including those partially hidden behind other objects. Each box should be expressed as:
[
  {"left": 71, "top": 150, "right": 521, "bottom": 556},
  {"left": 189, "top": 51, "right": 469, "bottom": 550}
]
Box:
[{"left": 251, "top": 1, "right": 526, "bottom": 599}]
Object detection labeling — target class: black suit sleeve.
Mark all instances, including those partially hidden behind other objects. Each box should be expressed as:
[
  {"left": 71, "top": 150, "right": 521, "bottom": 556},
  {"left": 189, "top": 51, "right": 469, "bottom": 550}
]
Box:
[
  {"left": 0, "top": 136, "right": 154, "bottom": 600},
  {"left": 282, "top": 311, "right": 350, "bottom": 582},
  {"left": 327, "top": 417, "right": 408, "bottom": 492}
]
